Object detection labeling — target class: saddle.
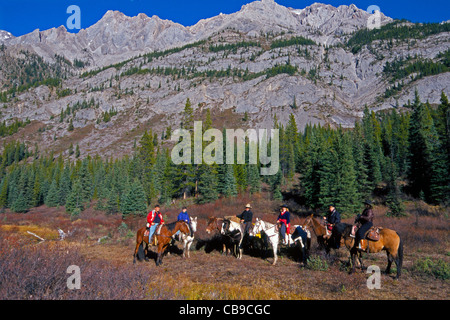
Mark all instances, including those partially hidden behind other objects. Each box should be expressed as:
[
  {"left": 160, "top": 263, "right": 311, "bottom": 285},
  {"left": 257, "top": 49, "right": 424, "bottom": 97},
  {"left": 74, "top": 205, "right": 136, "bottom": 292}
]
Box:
[
  {"left": 365, "top": 226, "right": 381, "bottom": 241},
  {"left": 350, "top": 225, "right": 381, "bottom": 241}
]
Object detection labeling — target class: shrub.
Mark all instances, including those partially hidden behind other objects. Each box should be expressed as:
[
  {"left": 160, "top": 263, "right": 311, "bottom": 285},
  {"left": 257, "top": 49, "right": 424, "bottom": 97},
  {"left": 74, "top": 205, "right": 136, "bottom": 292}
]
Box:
[
  {"left": 412, "top": 257, "right": 450, "bottom": 280},
  {"left": 307, "top": 255, "right": 329, "bottom": 271}
]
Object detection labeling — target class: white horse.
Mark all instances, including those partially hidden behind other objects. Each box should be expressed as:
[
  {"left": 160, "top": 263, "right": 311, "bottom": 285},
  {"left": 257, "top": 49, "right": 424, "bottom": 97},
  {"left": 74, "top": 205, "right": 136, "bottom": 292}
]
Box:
[
  {"left": 175, "top": 217, "right": 197, "bottom": 258},
  {"left": 221, "top": 219, "right": 244, "bottom": 259},
  {"left": 252, "top": 218, "right": 295, "bottom": 265}
]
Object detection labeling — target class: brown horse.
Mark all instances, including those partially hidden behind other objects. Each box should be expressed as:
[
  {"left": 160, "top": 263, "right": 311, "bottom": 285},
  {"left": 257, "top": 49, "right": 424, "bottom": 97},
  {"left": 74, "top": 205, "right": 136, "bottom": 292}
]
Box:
[
  {"left": 303, "top": 214, "right": 331, "bottom": 250},
  {"left": 133, "top": 221, "right": 190, "bottom": 266},
  {"left": 340, "top": 224, "right": 403, "bottom": 279},
  {"left": 205, "top": 216, "right": 231, "bottom": 255}
]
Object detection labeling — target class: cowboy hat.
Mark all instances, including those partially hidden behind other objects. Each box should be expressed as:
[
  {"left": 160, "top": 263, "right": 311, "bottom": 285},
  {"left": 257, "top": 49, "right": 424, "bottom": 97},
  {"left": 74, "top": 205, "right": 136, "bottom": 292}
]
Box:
[
  {"left": 363, "top": 200, "right": 372, "bottom": 206},
  {"left": 245, "top": 203, "right": 252, "bottom": 208}
]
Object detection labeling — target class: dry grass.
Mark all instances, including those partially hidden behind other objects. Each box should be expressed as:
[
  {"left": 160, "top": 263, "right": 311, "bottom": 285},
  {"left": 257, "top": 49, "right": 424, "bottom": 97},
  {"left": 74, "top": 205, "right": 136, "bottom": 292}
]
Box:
[{"left": 0, "top": 196, "right": 449, "bottom": 300}]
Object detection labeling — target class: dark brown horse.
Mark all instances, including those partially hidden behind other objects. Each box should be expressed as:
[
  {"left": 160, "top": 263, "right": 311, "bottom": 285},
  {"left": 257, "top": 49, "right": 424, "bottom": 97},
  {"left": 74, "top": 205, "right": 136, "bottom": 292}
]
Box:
[
  {"left": 205, "top": 216, "right": 231, "bottom": 255},
  {"left": 133, "top": 221, "right": 190, "bottom": 266}
]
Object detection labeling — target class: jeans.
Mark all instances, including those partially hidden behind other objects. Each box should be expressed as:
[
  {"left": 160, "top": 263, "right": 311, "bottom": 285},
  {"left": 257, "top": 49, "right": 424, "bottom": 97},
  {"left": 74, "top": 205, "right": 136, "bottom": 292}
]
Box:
[
  {"left": 279, "top": 223, "right": 286, "bottom": 240},
  {"left": 148, "top": 223, "right": 159, "bottom": 242}
]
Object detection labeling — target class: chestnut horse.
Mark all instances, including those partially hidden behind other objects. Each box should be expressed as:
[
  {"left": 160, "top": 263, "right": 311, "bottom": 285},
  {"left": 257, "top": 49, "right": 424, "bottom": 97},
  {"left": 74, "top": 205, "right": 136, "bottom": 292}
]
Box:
[
  {"left": 303, "top": 214, "right": 332, "bottom": 251},
  {"left": 133, "top": 220, "right": 190, "bottom": 266}
]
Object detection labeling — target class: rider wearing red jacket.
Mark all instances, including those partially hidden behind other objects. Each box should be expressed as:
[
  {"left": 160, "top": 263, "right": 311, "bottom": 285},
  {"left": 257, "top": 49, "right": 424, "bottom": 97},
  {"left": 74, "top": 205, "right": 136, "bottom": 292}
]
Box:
[
  {"left": 146, "top": 204, "right": 164, "bottom": 242},
  {"left": 277, "top": 204, "right": 290, "bottom": 244}
]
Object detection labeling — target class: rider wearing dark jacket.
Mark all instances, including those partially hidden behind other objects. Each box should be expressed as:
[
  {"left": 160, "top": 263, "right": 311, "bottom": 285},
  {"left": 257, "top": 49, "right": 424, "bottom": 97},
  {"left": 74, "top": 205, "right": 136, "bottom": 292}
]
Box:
[
  {"left": 237, "top": 204, "right": 253, "bottom": 235},
  {"left": 353, "top": 200, "right": 374, "bottom": 250},
  {"left": 325, "top": 205, "right": 341, "bottom": 225}
]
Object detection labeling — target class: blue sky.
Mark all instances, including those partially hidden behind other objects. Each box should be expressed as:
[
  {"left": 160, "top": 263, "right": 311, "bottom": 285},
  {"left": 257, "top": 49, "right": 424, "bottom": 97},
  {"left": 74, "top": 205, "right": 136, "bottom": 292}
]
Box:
[{"left": 0, "top": 0, "right": 449, "bottom": 37}]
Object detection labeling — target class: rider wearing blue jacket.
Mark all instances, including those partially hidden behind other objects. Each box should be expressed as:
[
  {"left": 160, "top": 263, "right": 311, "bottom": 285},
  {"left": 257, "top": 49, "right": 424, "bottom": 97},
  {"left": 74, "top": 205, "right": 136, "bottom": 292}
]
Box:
[
  {"left": 177, "top": 207, "right": 192, "bottom": 237},
  {"left": 177, "top": 207, "right": 190, "bottom": 224}
]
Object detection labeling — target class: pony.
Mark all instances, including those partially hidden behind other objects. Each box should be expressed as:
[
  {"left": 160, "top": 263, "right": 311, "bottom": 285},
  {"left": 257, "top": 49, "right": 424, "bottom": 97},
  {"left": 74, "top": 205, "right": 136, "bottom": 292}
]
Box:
[
  {"left": 221, "top": 219, "right": 244, "bottom": 259},
  {"left": 252, "top": 218, "right": 294, "bottom": 265},
  {"left": 133, "top": 220, "right": 190, "bottom": 266},
  {"left": 174, "top": 217, "right": 197, "bottom": 258},
  {"left": 333, "top": 223, "right": 404, "bottom": 279}
]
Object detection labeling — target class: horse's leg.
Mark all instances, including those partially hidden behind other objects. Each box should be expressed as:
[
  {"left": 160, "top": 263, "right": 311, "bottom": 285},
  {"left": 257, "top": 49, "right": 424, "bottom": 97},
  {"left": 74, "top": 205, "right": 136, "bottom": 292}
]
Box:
[
  {"left": 182, "top": 239, "right": 186, "bottom": 258},
  {"left": 272, "top": 242, "right": 278, "bottom": 265},
  {"left": 350, "top": 249, "right": 357, "bottom": 274},
  {"left": 144, "top": 242, "right": 149, "bottom": 261},
  {"left": 187, "top": 239, "right": 192, "bottom": 258},
  {"left": 133, "top": 241, "right": 140, "bottom": 263},
  {"left": 385, "top": 252, "right": 393, "bottom": 275}
]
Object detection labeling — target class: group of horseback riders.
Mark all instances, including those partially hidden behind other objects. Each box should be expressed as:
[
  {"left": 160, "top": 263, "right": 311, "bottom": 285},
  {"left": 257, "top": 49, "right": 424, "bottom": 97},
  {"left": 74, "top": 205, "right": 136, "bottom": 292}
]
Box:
[
  {"left": 325, "top": 200, "right": 374, "bottom": 251},
  {"left": 145, "top": 199, "right": 374, "bottom": 251}
]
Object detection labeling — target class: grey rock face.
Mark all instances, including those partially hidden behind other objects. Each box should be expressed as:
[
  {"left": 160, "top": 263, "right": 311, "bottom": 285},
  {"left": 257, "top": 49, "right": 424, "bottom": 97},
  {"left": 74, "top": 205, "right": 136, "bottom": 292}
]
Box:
[{"left": 0, "top": 1, "right": 448, "bottom": 158}]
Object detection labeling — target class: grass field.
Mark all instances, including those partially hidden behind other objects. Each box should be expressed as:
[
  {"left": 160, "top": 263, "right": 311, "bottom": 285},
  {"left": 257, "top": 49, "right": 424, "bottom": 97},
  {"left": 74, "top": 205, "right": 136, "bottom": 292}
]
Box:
[{"left": 0, "top": 194, "right": 448, "bottom": 300}]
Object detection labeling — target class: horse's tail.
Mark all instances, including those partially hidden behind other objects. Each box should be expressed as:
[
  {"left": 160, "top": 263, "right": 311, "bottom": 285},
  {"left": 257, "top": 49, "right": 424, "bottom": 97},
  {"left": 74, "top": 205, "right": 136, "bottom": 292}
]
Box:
[
  {"left": 137, "top": 242, "right": 145, "bottom": 261},
  {"left": 396, "top": 233, "right": 404, "bottom": 273}
]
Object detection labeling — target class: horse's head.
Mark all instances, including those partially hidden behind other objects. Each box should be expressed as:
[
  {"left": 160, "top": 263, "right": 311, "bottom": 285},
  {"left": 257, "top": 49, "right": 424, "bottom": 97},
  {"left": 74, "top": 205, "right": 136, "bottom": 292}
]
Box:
[
  {"left": 205, "top": 217, "right": 216, "bottom": 234},
  {"left": 177, "top": 220, "right": 190, "bottom": 235},
  {"left": 190, "top": 217, "right": 198, "bottom": 233},
  {"left": 252, "top": 218, "right": 263, "bottom": 235}
]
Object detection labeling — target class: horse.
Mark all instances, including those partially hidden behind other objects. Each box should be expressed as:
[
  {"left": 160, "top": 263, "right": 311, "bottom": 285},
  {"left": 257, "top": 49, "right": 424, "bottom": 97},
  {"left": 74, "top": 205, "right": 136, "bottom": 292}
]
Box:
[
  {"left": 252, "top": 218, "right": 294, "bottom": 265},
  {"left": 303, "top": 214, "right": 333, "bottom": 251},
  {"left": 334, "top": 223, "right": 404, "bottom": 279},
  {"left": 133, "top": 220, "right": 190, "bottom": 266},
  {"left": 221, "top": 219, "right": 244, "bottom": 259},
  {"left": 205, "top": 216, "right": 232, "bottom": 255},
  {"left": 174, "top": 217, "right": 197, "bottom": 258},
  {"left": 290, "top": 224, "right": 312, "bottom": 266}
]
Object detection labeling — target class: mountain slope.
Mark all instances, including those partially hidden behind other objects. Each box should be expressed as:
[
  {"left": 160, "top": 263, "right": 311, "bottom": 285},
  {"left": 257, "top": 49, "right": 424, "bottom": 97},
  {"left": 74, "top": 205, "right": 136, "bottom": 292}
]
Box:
[{"left": 0, "top": 1, "right": 448, "bottom": 160}]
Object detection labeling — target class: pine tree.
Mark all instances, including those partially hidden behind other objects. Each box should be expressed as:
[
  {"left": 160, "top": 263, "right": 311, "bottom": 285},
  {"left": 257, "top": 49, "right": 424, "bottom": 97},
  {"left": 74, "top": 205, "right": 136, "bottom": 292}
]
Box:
[
  {"left": 362, "top": 106, "right": 383, "bottom": 188},
  {"left": 197, "top": 164, "right": 219, "bottom": 203},
  {"left": 58, "top": 165, "right": 71, "bottom": 206},
  {"left": 45, "top": 179, "right": 59, "bottom": 207},
  {"left": 68, "top": 118, "right": 74, "bottom": 131},
  {"left": 121, "top": 178, "right": 147, "bottom": 216},
  {"left": 0, "top": 177, "right": 8, "bottom": 209},
  {"left": 75, "top": 144, "right": 80, "bottom": 158},
  {"left": 65, "top": 179, "right": 84, "bottom": 213},
  {"left": 406, "top": 91, "right": 448, "bottom": 203},
  {"left": 105, "top": 188, "right": 120, "bottom": 214},
  {"left": 385, "top": 157, "right": 405, "bottom": 216},
  {"left": 221, "top": 164, "right": 237, "bottom": 197},
  {"left": 247, "top": 163, "right": 261, "bottom": 194},
  {"left": 352, "top": 122, "right": 371, "bottom": 200}
]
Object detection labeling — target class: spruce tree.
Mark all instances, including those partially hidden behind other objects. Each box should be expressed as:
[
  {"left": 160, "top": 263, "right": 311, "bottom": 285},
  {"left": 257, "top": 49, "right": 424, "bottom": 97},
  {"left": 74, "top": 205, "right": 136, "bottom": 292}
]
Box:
[
  {"left": 121, "top": 178, "right": 147, "bottom": 216},
  {"left": 197, "top": 164, "right": 219, "bottom": 203},
  {"left": 65, "top": 179, "right": 84, "bottom": 213},
  {"left": 45, "top": 179, "right": 59, "bottom": 207},
  {"left": 221, "top": 164, "right": 237, "bottom": 198}
]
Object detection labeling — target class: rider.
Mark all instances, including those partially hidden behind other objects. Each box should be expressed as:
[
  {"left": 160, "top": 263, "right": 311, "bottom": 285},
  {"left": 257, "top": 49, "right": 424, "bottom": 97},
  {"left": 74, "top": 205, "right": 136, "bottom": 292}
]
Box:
[
  {"left": 236, "top": 203, "right": 253, "bottom": 236},
  {"left": 352, "top": 200, "right": 374, "bottom": 251},
  {"left": 176, "top": 206, "right": 192, "bottom": 237},
  {"left": 277, "top": 204, "right": 291, "bottom": 245},
  {"left": 236, "top": 203, "right": 253, "bottom": 248},
  {"left": 146, "top": 204, "right": 164, "bottom": 244},
  {"left": 324, "top": 204, "right": 341, "bottom": 232}
]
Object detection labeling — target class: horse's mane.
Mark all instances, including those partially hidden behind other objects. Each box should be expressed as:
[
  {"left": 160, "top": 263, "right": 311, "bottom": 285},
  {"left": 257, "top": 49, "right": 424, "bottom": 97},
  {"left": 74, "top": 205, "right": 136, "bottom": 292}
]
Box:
[{"left": 165, "top": 220, "right": 186, "bottom": 231}]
